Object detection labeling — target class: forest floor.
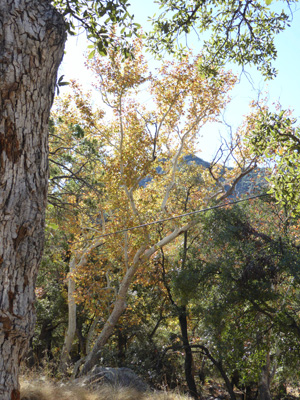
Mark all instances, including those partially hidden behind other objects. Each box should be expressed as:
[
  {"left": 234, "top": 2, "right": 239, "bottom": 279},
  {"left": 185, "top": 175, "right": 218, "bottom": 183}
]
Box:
[
  {"left": 20, "top": 378, "right": 300, "bottom": 400},
  {"left": 20, "top": 368, "right": 300, "bottom": 400},
  {"left": 200, "top": 381, "right": 300, "bottom": 400}
]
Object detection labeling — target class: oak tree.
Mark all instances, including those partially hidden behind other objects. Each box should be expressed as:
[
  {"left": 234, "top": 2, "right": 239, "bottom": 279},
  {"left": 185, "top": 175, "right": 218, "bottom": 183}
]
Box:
[
  {"left": 246, "top": 107, "right": 300, "bottom": 215},
  {"left": 147, "top": 0, "right": 297, "bottom": 79}
]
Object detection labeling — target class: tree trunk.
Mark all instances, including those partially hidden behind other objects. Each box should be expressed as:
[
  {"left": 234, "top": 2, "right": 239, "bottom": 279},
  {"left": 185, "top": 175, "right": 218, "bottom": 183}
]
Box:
[
  {"left": 0, "top": 1, "right": 66, "bottom": 398},
  {"left": 178, "top": 306, "right": 199, "bottom": 399},
  {"left": 60, "top": 256, "right": 77, "bottom": 372},
  {"left": 86, "top": 315, "right": 101, "bottom": 355},
  {"left": 76, "top": 314, "right": 87, "bottom": 358},
  {"left": 217, "top": 361, "right": 237, "bottom": 400},
  {"left": 258, "top": 353, "right": 272, "bottom": 400},
  {"left": 177, "top": 230, "right": 199, "bottom": 399},
  {"left": 79, "top": 263, "right": 138, "bottom": 376},
  {"left": 78, "top": 223, "right": 196, "bottom": 376},
  {"left": 60, "top": 238, "right": 104, "bottom": 372},
  {"left": 195, "top": 345, "right": 237, "bottom": 400}
]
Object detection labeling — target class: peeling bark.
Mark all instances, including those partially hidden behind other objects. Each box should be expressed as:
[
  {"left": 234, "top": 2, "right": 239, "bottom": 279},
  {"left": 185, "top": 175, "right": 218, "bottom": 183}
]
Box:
[
  {"left": 0, "top": 1, "right": 66, "bottom": 398},
  {"left": 60, "top": 239, "right": 104, "bottom": 373},
  {"left": 60, "top": 256, "right": 77, "bottom": 373},
  {"left": 78, "top": 223, "right": 200, "bottom": 376},
  {"left": 79, "top": 245, "right": 147, "bottom": 376}
]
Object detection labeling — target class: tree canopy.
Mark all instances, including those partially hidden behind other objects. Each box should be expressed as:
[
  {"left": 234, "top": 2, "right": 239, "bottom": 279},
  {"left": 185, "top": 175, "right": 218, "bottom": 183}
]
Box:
[
  {"left": 146, "top": 0, "right": 297, "bottom": 79},
  {"left": 52, "top": 0, "right": 140, "bottom": 56},
  {"left": 246, "top": 107, "right": 300, "bottom": 215}
]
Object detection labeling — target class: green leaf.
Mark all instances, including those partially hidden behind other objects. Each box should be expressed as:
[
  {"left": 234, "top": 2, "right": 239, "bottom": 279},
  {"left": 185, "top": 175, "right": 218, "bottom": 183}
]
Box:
[
  {"left": 88, "top": 49, "right": 96, "bottom": 59},
  {"left": 57, "top": 81, "right": 70, "bottom": 87},
  {"left": 46, "top": 222, "right": 59, "bottom": 231}
]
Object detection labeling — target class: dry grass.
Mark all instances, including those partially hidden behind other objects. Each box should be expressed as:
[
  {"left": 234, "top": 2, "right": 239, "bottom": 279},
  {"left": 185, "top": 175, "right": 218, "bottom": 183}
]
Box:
[{"left": 20, "top": 379, "right": 191, "bottom": 400}]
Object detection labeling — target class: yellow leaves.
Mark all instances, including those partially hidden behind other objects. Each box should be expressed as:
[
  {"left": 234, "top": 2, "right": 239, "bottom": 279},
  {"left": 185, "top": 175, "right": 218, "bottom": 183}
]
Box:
[
  {"left": 86, "top": 37, "right": 150, "bottom": 100},
  {"left": 50, "top": 38, "right": 254, "bottom": 324},
  {"left": 149, "top": 54, "right": 236, "bottom": 148}
]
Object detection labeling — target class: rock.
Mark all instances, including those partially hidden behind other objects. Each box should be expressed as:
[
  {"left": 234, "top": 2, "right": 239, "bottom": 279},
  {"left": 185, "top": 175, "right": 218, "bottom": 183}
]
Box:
[{"left": 77, "top": 367, "right": 149, "bottom": 393}]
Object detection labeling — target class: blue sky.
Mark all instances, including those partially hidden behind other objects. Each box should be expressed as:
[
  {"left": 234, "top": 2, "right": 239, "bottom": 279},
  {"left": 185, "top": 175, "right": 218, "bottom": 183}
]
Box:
[{"left": 60, "top": 0, "right": 300, "bottom": 161}]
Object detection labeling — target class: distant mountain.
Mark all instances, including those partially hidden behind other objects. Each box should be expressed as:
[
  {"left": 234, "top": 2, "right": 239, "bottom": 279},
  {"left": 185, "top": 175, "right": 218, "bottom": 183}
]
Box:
[
  {"left": 183, "top": 154, "right": 211, "bottom": 169},
  {"left": 139, "top": 154, "right": 268, "bottom": 197},
  {"left": 183, "top": 154, "right": 268, "bottom": 197}
]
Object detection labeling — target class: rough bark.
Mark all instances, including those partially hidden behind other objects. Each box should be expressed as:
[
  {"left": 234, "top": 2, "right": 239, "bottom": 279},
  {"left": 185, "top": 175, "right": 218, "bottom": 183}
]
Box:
[{"left": 0, "top": 1, "right": 66, "bottom": 398}]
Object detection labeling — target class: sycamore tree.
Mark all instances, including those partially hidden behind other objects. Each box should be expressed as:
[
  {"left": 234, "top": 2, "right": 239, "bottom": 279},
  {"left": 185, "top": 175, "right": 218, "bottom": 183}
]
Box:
[
  {"left": 51, "top": 39, "right": 261, "bottom": 376},
  {"left": 46, "top": 87, "right": 107, "bottom": 370}
]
